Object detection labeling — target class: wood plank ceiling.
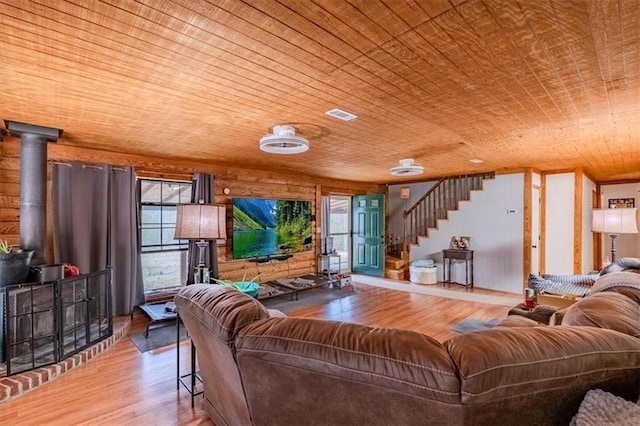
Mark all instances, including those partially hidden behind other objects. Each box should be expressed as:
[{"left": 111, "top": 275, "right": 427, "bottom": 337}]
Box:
[{"left": 1, "top": 0, "right": 638, "bottom": 183}]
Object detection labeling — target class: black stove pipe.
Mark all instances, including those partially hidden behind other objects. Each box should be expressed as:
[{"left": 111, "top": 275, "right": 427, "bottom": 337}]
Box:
[{"left": 4, "top": 120, "right": 63, "bottom": 265}]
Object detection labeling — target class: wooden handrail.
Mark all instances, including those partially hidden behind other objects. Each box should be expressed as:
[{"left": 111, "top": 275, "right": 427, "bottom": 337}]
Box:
[
  {"left": 402, "top": 177, "right": 445, "bottom": 220},
  {"left": 401, "top": 172, "right": 494, "bottom": 257}
]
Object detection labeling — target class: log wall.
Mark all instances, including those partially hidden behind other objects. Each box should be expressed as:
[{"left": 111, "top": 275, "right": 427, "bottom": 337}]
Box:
[{"left": 0, "top": 136, "right": 384, "bottom": 282}]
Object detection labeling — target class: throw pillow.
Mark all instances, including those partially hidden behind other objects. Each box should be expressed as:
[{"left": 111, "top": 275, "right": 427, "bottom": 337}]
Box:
[
  {"left": 599, "top": 257, "right": 640, "bottom": 276},
  {"left": 570, "top": 388, "right": 640, "bottom": 426}
]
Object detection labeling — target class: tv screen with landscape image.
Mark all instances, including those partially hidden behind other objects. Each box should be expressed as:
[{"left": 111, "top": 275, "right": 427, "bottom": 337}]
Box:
[{"left": 232, "top": 198, "right": 313, "bottom": 259}]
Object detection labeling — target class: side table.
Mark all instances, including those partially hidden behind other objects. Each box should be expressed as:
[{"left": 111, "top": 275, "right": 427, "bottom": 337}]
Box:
[
  {"left": 318, "top": 252, "right": 341, "bottom": 284},
  {"left": 176, "top": 313, "right": 203, "bottom": 407},
  {"left": 442, "top": 249, "right": 474, "bottom": 288}
]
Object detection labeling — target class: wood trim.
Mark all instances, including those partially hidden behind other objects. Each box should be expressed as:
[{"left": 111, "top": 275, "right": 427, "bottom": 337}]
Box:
[
  {"left": 539, "top": 173, "right": 546, "bottom": 273},
  {"left": 542, "top": 168, "right": 584, "bottom": 176},
  {"left": 495, "top": 167, "right": 528, "bottom": 176},
  {"left": 315, "top": 184, "right": 322, "bottom": 256},
  {"left": 523, "top": 168, "right": 533, "bottom": 288},
  {"left": 41, "top": 140, "right": 385, "bottom": 194},
  {"left": 573, "top": 168, "right": 583, "bottom": 274},
  {"left": 599, "top": 179, "right": 640, "bottom": 185},
  {"left": 593, "top": 184, "right": 602, "bottom": 269}
]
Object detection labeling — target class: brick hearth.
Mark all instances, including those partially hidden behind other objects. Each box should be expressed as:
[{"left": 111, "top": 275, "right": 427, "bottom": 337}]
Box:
[{"left": 0, "top": 316, "right": 130, "bottom": 403}]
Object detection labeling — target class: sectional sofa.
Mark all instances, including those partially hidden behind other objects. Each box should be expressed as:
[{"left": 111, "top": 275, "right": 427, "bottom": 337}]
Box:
[{"left": 174, "top": 272, "right": 640, "bottom": 426}]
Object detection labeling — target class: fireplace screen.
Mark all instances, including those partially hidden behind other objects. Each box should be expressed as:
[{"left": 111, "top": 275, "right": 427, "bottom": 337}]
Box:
[{"left": 3, "top": 269, "right": 112, "bottom": 375}]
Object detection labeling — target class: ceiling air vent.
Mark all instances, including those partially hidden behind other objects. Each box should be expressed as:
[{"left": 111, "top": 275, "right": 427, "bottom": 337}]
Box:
[{"left": 325, "top": 108, "right": 358, "bottom": 121}]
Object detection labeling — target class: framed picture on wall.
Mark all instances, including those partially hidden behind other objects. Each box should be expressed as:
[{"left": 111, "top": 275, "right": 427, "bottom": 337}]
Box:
[{"left": 608, "top": 198, "right": 635, "bottom": 208}]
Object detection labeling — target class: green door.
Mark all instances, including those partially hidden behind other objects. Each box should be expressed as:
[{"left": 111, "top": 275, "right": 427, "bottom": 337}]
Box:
[{"left": 352, "top": 194, "right": 384, "bottom": 277}]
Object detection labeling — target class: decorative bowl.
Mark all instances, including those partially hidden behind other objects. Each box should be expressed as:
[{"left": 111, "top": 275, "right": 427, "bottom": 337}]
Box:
[{"left": 232, "top": 281, "right": 260, "bottom": 298}]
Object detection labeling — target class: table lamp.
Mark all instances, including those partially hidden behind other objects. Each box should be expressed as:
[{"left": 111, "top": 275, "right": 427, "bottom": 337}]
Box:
[
  {"left": 592, "top": 208, "right": 638, "bottom": 262},
  {"left": 174, "top": 203, "right": 226, "bottom": 283}
]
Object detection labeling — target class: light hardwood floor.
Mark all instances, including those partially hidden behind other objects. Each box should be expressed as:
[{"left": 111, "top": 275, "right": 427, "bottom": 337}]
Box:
[{"left": 0, "top": 281, "right": 517, "bottom": 425}]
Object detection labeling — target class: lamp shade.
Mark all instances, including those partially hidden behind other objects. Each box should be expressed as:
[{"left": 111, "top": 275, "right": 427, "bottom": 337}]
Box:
[
  {"left": 592, "top": 208, "right": 638, "bottom": 234},
  {"left": 174, "top": 204, "right": 227, "bottom": 240}
]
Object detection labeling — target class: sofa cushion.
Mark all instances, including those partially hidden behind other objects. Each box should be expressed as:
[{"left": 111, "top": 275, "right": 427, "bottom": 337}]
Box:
[
  {"left": 561, "top": 292, "right": 640, "bottom": 337},
  {"left": 237, "top": 318, "right": 464, "bottom": 425},
  {"left": 590, "top": 271, "right": 640, "bottom": 304},
  {"left": 497, "top": 315, "right": 542, "bottom": 328},
  {"left": 445, "top": 327, "right": 640, "bottom": 405},
  {"left": 237, "top": 317, "right": 460, "bottom": 401}
]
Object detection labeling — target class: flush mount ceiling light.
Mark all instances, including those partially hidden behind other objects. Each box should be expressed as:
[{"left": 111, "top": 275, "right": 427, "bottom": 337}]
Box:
[
  {"left": 390, "top": 158, "right": 424, "bottom": 176},
  {"left": 259, "top": 125, "right": 309, "bottom": 154}
]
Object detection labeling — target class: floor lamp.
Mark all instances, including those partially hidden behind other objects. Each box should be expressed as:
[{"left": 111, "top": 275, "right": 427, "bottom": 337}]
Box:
[
  {"left": 174, "top": 203, "right": 227, "bottom": 283},
  {"left": 592, "top": 208, "right": 638, "bottom": 262}
]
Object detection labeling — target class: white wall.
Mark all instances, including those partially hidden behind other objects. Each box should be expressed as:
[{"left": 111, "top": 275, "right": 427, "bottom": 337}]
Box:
[
  {"left": 409, "top": 174, "right": 525, "bottom": 293},
  {"left": 388, "top": 181, "right": 437, "bottom": 245},
  {"left": 600, "top": 182, "right": 640, "bottom": 260},
  {"left": 582, "top": 176, "right": 596, "bottom": 273},
  {"left": 544, "top": 173, "right": 575, "bottom": 274}
]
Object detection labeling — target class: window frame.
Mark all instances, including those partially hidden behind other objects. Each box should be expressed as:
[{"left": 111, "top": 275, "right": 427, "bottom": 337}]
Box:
[{"left": 138, "top": 178, "right": 193, "bottom": 289}]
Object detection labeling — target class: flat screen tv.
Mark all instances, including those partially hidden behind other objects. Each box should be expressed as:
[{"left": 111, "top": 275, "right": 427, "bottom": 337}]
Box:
[{"left": 232, "top": 198, "right": 313, "bottom": 259}]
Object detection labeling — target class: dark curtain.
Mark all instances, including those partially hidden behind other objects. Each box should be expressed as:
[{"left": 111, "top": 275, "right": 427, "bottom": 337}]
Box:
[
  {"left": 52, "top": 162, "right": 145, "bottom": 315},
  {"left": 186, "top": 173, "right": 219, "bottom": 284}
]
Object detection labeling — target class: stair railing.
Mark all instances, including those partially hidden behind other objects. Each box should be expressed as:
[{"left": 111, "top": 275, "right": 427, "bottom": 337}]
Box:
[{"left": 402, "top": 172, "right": 494, "bottom": 257}]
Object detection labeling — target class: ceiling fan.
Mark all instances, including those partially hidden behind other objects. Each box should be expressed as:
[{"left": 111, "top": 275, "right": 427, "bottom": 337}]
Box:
[{"left": 390, "top": 158, "right": 424, "bottom": 176}]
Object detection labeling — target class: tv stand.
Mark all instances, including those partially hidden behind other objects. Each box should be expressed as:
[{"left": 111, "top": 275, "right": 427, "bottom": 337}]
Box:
[{"left": 248, "top": 254, "right": 293, "bottom": 263}]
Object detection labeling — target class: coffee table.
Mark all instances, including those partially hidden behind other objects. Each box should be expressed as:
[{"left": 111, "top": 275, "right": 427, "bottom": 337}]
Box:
[{"left": 137, "top": 302, "right": 177, "bottom": 337}]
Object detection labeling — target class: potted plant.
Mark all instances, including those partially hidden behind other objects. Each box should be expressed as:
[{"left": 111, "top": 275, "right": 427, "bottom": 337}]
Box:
[{"left": 0, "top": 240, "right": 34, "bottom": 288}]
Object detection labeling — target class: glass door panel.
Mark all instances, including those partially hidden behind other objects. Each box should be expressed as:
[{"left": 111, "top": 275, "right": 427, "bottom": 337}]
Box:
[{"left": 329, "top": 196, "right": 351, "bottom": 272}]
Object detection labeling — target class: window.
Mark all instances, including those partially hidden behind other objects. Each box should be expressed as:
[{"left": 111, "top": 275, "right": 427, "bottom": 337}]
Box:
[
  {"left": 329, "top": 195, "right": 352, "bottom": 272},
  {"left": 138, "top": 179, "right": 192, "bottom": 290}
]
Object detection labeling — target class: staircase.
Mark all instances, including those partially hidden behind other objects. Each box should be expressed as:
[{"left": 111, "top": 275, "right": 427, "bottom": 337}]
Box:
[
  {"left": 384, "top": 254, "right": 409, "bottom": 280},
  {"left": 384, "top": 172, "right": 495, "bottom": 280}
]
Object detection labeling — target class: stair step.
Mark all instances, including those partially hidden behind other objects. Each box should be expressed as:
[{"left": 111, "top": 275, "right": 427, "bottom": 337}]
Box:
[
  {"left": 385, "top": 268, "right": 407, "bottom": 281},
  {"left": 385, "top": 255, "right": 408, "bottom": 269}
]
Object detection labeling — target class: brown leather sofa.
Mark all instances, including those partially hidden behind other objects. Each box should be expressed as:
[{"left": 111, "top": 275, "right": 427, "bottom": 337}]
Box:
[{"left": 174, "top": 272, "right": 640, "bottom": 426}]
